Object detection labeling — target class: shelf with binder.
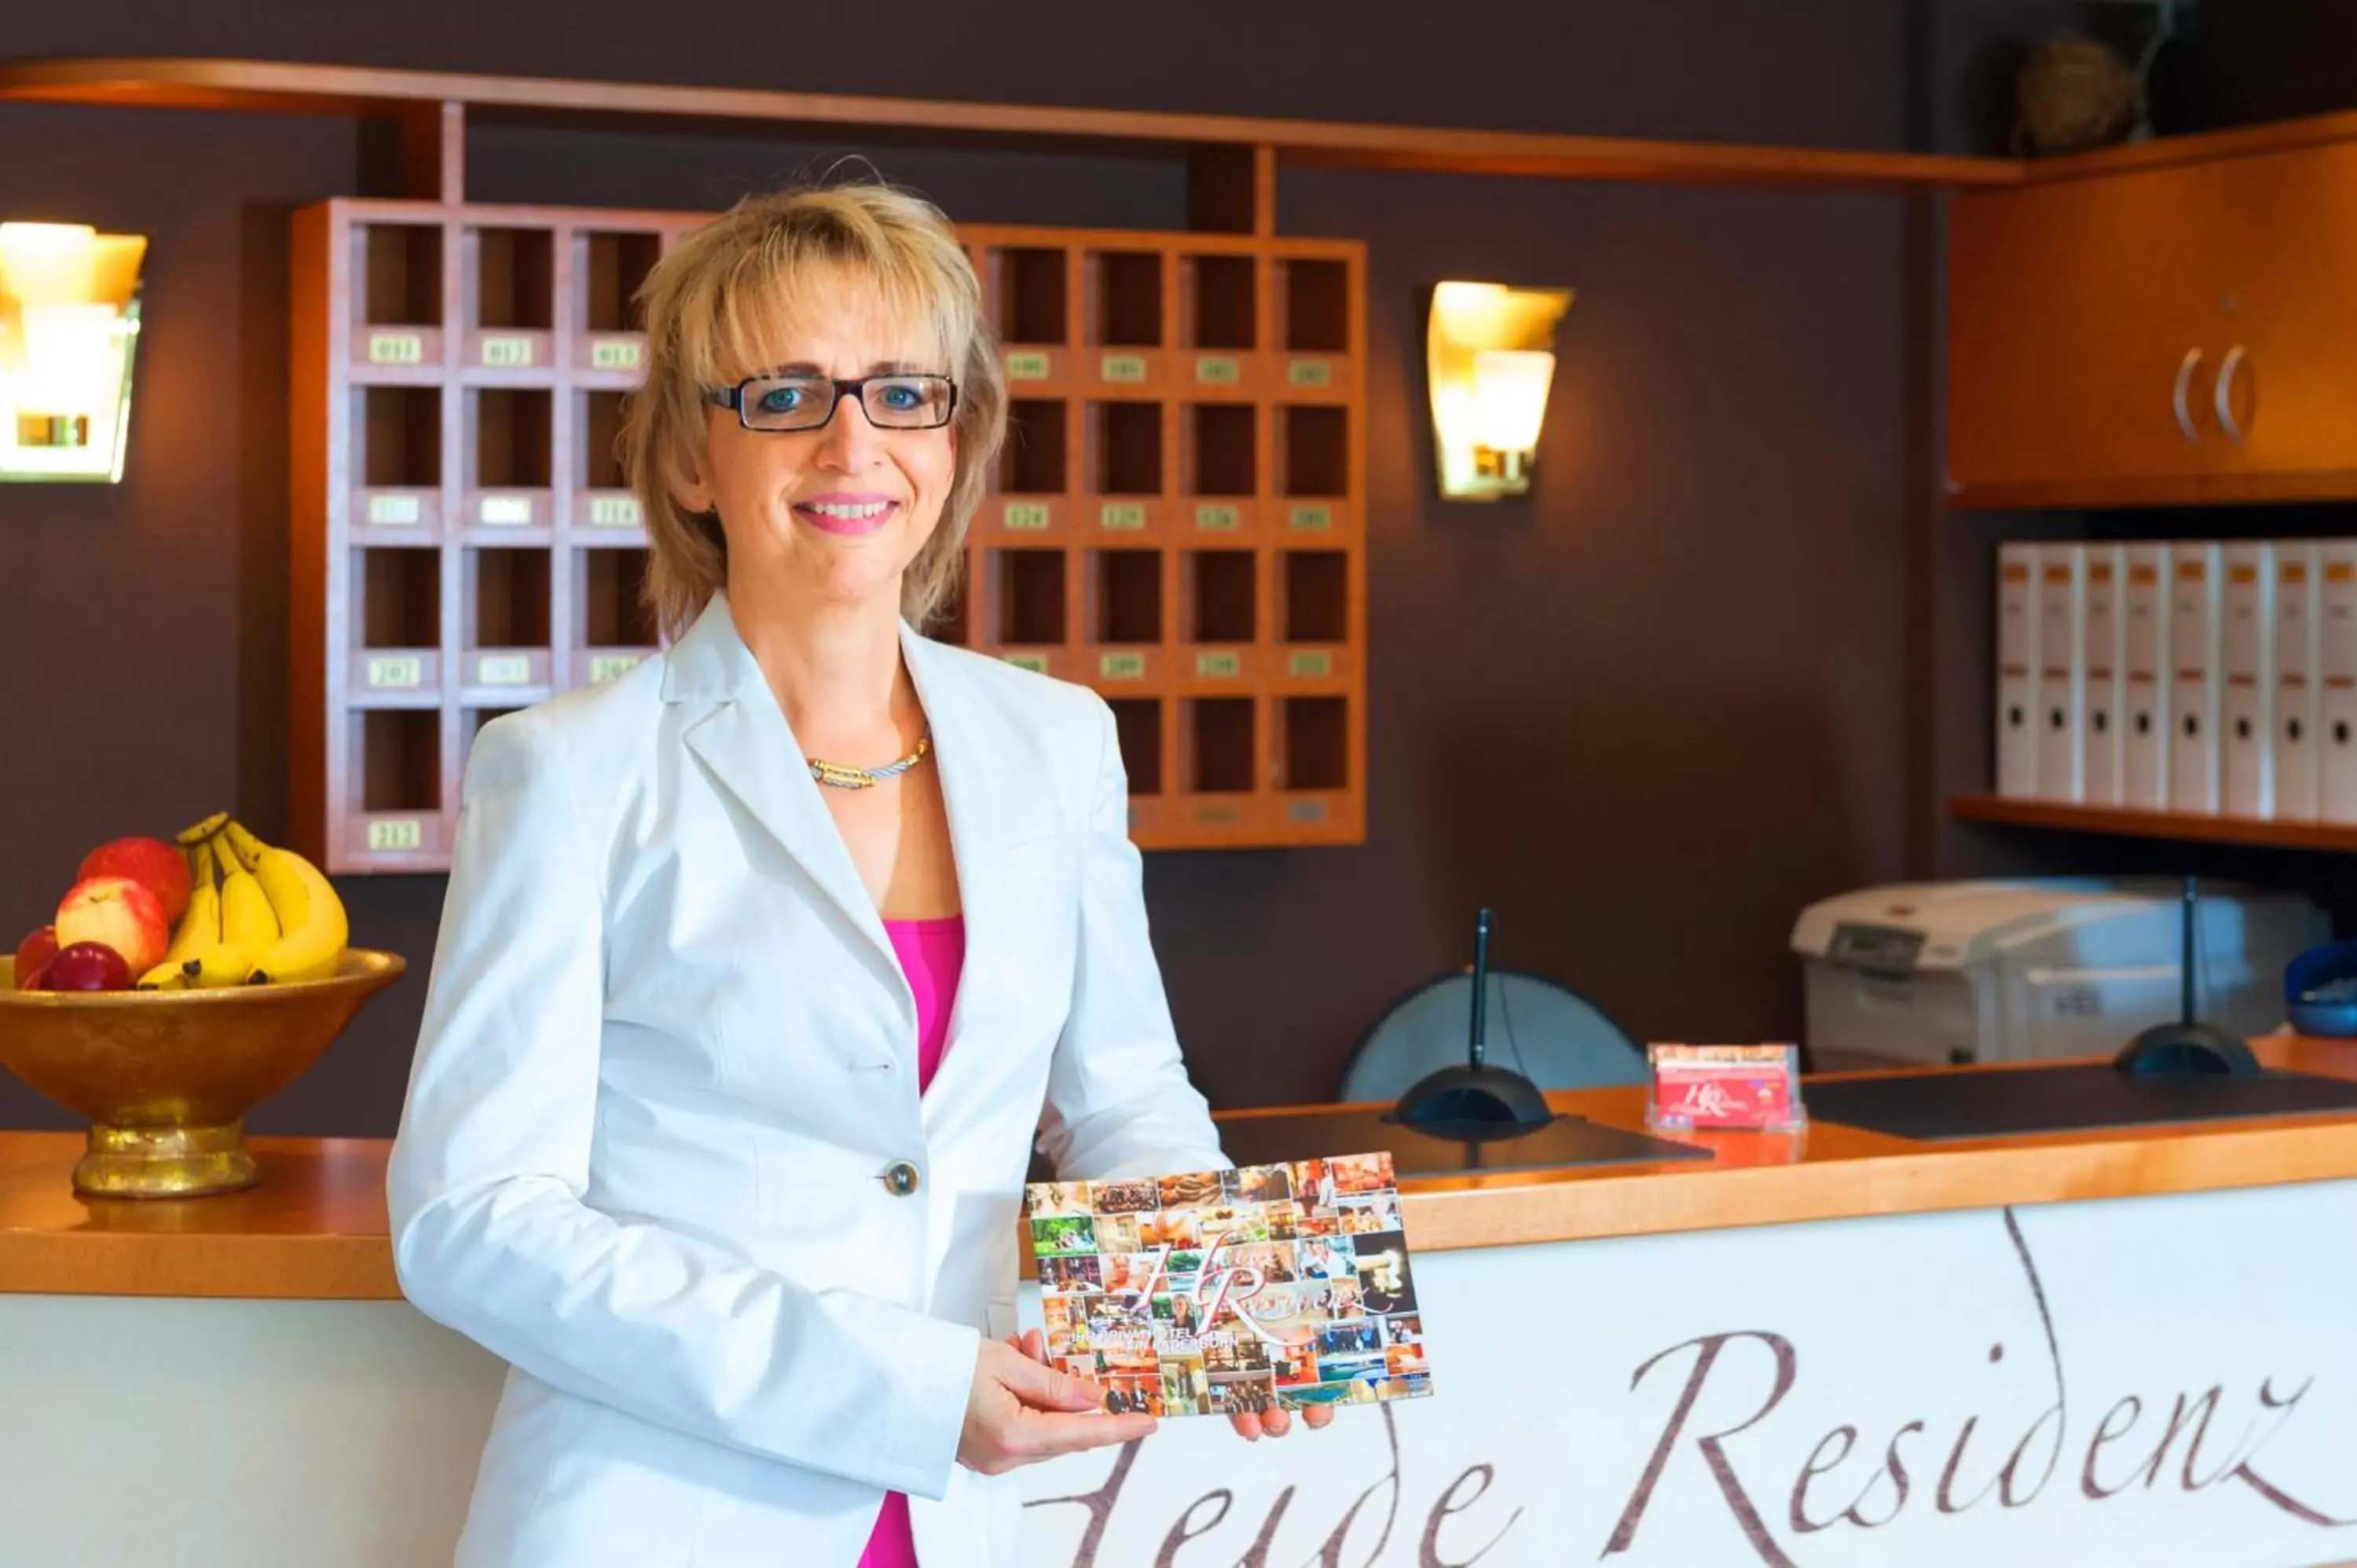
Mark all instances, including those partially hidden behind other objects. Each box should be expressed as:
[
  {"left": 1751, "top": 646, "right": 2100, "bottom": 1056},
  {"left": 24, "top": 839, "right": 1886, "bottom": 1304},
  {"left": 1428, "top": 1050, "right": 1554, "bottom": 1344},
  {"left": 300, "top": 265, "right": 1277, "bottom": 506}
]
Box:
[{"left": 1948, "top": 793, "right": 2357, "bottom": 852}]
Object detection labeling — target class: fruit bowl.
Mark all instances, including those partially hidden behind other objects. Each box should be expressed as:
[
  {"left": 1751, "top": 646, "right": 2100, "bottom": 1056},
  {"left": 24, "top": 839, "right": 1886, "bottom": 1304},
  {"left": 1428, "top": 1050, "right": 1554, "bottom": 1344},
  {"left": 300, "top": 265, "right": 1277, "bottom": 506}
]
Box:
[{"left": 0, "top": 950, "right": 405, "bottom": 1198}]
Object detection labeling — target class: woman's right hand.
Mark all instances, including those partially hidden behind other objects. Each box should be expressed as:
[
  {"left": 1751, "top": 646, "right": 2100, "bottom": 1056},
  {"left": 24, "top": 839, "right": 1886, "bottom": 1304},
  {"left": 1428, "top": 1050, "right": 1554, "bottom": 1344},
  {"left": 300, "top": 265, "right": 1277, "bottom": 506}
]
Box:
[{"left": 956, "top": 1332, "right": 1154, "bottom": 1475}]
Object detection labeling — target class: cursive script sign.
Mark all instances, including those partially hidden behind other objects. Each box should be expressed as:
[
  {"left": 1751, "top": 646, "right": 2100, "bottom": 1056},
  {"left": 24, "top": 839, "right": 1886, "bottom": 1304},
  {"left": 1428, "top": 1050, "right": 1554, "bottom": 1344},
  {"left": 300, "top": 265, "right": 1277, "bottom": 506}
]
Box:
[{"left": 1022, "top": 1181, "right": 2357, "bottom": 1565}]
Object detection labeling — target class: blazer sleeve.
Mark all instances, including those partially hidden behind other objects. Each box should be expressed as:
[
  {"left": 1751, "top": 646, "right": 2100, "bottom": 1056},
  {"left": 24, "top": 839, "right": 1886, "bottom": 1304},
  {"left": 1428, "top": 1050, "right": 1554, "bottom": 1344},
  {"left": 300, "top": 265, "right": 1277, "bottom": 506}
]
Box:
[
  {"left": 1034, "top": 694, "right": 1230, "bottom": 1180},
  {"left": 385, "top": 709, "right": 979, "bottom": 1500}
]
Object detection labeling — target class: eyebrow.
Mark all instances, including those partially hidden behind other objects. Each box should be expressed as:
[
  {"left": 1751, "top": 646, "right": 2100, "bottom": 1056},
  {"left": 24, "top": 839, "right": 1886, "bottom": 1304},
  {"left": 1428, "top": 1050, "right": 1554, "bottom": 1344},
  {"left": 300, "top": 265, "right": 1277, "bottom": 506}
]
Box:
[{"left": 765, "top": 360, "right": 934, "bottom": 377}]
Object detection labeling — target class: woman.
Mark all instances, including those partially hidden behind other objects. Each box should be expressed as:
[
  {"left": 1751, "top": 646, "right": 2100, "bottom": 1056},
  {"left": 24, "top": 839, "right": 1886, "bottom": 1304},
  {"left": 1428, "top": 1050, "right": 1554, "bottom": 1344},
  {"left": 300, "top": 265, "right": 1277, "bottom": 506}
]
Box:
[{"left": 387, "top": 182, "right": 1325, "bottom": 1568}]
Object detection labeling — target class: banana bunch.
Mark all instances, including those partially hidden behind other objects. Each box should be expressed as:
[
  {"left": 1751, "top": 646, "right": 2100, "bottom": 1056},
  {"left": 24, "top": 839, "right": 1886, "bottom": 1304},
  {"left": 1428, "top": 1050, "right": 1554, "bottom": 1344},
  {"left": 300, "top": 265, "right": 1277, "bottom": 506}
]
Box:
[{"left": 137, "top": 816, "right": 350, "bottom": 989}]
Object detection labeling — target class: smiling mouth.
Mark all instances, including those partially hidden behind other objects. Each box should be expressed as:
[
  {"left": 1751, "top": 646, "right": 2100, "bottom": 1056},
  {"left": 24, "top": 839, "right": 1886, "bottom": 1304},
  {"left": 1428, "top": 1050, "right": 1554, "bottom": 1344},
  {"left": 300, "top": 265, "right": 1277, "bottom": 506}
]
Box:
[{"left": 794, "top": 498, "right": 899, "bottom": 535}]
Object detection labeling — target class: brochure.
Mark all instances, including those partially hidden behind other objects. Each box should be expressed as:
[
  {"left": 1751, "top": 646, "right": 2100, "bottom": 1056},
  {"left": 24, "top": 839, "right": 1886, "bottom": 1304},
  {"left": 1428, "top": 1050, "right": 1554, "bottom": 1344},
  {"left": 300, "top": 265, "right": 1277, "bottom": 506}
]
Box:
[{"left": 1023, "top": 1151, "right": 1434, "bottom": 1418}]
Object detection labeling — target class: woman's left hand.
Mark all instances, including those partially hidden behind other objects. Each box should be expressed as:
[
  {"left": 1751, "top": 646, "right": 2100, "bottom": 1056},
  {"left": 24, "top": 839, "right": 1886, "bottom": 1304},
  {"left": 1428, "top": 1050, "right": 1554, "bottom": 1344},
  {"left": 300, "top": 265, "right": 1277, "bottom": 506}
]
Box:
[
  {"left": 1000, "top": 1330, "right": 1335, "bottom": 1441},
  {"left": 1228, "top": 1402, "right": 1333, "bottom": 1441}
]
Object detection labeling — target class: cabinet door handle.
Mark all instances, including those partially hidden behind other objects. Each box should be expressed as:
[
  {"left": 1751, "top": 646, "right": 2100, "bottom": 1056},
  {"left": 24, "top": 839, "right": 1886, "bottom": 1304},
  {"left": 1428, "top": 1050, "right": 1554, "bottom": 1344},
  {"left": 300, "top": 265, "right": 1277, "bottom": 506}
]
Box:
[
  {"left": 2214, "top": 344, "right": 2248, "bottom": 445},
  {"left": 2172, "top": 347, "right": 2205, "bottom": 444}
]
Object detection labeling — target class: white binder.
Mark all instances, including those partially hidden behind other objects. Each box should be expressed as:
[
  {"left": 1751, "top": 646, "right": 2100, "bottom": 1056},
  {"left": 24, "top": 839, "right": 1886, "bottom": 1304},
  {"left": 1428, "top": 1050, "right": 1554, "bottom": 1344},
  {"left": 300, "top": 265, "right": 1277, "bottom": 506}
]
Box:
[
  {"left": 2121, "top": 543, "right": 2172, "bottom": 811},
  {"left": 2169, "top": 543, "right": 2223, "bottom": 814},
  {"left": 2322, "top": 542, "right": 2357, "bottom": 822},
  {"left": 1996, "top": 543, "right": 2041, "bottom": 798},
  {"left": 2274, "top": 544, "right": 2321, "bottom": 821},
  {"left": 2036, "top": 544, "right": 2087, "bottom": 800},
  {"left": 2220, "top": 541, "right": 2276, "bottom": 819},
  {"left": 2080, "top": 544, "right": 2126, "bottom": 807}
]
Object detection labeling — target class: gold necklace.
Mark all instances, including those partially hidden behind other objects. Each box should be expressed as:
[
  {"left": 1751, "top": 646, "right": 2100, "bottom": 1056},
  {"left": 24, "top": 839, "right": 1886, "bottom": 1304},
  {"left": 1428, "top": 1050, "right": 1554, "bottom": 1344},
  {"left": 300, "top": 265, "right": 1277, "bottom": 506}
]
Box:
[{"left": 807, "top": 730, "right": 932, "bottom": 791}]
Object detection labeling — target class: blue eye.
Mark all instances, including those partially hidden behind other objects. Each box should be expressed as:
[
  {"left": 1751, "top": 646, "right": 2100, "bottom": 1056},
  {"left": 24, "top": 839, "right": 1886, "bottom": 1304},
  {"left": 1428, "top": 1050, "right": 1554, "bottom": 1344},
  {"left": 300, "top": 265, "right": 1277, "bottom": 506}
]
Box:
[
  {"left": 878, "top": 381, "right": 923, "bottom": 411},
  {"left": 756, "top": 383, "right": 808, "bottom": 415}
]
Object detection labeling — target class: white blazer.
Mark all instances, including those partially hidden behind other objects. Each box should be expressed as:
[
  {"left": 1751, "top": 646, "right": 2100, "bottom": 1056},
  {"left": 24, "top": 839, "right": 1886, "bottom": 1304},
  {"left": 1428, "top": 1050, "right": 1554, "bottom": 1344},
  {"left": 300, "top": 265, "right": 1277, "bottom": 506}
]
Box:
[{"left": 387, "top": 592, "right": 1226, "bottom": 1568}]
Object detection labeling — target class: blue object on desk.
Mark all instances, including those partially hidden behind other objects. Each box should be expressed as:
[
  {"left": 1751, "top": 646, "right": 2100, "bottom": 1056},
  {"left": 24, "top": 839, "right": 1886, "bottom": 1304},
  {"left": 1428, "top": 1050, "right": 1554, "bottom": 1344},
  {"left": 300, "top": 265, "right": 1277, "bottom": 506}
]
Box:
[
  {"left": 1340, "top": 969, "right": 1647, "bottom": 1103},
  {"left": 2285, "top": 939, "right": 2357, "bottom": 1039}
]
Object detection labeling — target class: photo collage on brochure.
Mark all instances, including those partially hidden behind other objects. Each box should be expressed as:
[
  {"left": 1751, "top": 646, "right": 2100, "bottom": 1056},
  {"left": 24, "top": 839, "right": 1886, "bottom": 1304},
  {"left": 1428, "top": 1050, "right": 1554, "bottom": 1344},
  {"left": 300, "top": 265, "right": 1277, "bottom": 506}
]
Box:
[{"left": 1025, "top": 1152, "right": 1432, "bottom": 1419}]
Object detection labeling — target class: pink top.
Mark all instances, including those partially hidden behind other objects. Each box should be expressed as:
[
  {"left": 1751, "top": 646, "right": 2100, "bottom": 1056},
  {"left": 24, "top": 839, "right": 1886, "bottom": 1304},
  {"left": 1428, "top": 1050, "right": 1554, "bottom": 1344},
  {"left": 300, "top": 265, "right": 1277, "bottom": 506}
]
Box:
[{"left": 860, "top": 914, "right": 966, "bottom": 1568}]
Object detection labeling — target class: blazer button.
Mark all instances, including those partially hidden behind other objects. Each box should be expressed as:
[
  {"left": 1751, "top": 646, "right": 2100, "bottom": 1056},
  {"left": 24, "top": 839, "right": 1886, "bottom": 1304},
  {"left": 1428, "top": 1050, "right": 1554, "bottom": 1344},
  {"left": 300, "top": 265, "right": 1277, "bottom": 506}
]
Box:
[{"left": 882, "top": 1160, "right": 922, "bottom": 1197}]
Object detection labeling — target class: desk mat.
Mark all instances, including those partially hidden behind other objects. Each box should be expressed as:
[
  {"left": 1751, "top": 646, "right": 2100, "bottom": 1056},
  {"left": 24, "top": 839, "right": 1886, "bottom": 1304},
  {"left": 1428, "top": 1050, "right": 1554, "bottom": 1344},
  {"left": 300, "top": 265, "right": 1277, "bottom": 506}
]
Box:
[
  {"left": 1807, "top": 1064, "right": 2357, "bottom": 1142},
  {"left": 1215, "top": 1108, "right": 1711, "bottom": 1179}
]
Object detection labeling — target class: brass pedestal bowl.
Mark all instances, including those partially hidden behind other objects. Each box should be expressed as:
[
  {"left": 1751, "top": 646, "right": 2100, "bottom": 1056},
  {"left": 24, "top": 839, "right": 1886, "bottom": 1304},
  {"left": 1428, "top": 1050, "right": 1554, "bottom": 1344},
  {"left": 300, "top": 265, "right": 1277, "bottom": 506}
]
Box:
[{"left": 0, "top": 950, "right": 405, "bottom": 1198}]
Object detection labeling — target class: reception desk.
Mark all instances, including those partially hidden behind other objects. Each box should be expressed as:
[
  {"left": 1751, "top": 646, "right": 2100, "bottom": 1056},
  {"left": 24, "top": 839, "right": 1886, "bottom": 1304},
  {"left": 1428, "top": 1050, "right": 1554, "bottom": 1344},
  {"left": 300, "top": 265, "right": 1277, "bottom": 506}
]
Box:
[{"left": 8, "top": 1042, "right": 2357, "bottom": 1566}]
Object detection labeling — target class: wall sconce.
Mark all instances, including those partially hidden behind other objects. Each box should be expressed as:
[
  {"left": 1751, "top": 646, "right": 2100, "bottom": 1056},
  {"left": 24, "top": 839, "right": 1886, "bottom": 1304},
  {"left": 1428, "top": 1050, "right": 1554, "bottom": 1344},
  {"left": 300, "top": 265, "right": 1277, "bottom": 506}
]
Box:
[
  {"left": 1427, "top": 280, "right": 1572, "bottom": 501},
  {"left": 0, "top": 222, "right": 148, "bottom": 484}
]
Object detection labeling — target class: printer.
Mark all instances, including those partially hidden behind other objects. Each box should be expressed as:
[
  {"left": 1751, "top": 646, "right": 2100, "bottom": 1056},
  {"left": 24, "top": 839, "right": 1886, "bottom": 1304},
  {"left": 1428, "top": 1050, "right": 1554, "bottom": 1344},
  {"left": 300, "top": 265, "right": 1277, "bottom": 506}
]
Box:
[{"left": 1791, "top": 879, "right": 2326, "bottom": 1066}]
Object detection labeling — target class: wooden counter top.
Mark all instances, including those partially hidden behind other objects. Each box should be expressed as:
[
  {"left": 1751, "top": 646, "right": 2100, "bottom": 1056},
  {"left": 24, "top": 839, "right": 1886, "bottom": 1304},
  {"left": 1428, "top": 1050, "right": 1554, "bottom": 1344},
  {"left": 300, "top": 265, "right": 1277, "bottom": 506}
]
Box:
[{"left": 7, "top": 1036, "right": 2357, "bottom": 1301}]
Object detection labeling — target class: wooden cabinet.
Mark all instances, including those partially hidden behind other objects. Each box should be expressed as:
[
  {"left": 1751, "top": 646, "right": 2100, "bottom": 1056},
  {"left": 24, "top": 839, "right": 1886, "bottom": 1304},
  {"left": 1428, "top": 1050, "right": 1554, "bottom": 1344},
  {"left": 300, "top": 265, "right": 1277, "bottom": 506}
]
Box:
[{"left": 1948, "top": 140, "right": 2357, "bottom": 507}]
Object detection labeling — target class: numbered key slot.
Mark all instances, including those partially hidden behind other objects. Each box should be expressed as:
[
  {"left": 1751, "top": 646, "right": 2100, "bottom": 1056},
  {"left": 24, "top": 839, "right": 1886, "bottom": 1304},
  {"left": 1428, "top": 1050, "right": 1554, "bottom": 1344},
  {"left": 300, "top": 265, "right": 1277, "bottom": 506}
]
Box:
[
  {"left": 991, "top": 548, "right": 1070, "bottom": 660},
  {"left": 1087, "top": 548, "right": 1164, "bottom": 684},
  {"left": 1088, "top": 401, "right": 1164, "bottom": 536},
  {"left": 464, "top": 226, "right": 555, "bottom": 372},
  {"left": 352, "top": 546, "right": 442, "bottom": 699},
  {"left": 1185, "top": 549, "right": 1258, "bottom": 683},
  {"left": 467, "top": 388, "right": 554, "bottom": 533},
  {"left": 575, "top": 229, "right": 662, "bottom": 376},
  {"left": 574, "top": 390, "right": 643, "bottom": 533},
  {"left": 350, "top": 709, "right": 444, "bottom": 862},
  {"left": 992, "top": 399, "right": 1069, "bottom": 537},
  {"left": 463, "top": 548, "right": 553, "bottom": 698},
  {"left": 1184, "top": 404, "right": 1257, "bottom": 536},
  {"left": 1185, "top": 697, "right": 1257, "bottom": 795},
  {"left": 351, "top": 386, "right": 442, "bottom": 537},
  {"left": 1112, "top": 697, "right": 1166, "bottom": 800},
  {"left": 350, "top": 222, "right": 444, "bottom": 372},
  {"left": 574, "top": 544, "right": 658, "bottom": 689},
  {"left": 1278, "top": 405, "right": 1349, "bottom": 537},
  {"left": 1280, "top": 550, "right": 1351, "bottom": 683},
  {"left": 1181, "top": 254, "right": 1259, "bottom": 395},
  {"left": 1087, "top": 250, "right": 1167, "bottom": 389},
  {"left": 1280, "top": 696, "right": 1350, "bottom": 794},
  {"left": 1276, "top": 256, "right": 1350, "bottom": 396},
  {"left": 994, "top": 247, "right": 1072, "bottom": 385}
]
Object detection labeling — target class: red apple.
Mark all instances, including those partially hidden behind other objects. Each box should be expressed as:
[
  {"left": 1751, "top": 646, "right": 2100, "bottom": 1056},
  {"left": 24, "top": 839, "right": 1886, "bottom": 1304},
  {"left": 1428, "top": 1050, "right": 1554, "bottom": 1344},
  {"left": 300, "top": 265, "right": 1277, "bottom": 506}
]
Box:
[
  {"left": 38, "top": 941, "right": 134, "bottom": 992},
  {"left": 53, "top": 876, "right": 169, "bottom": 976},
  {"left": 13, "top": 925, "right": 58, "bottom": 991},
  {"left": 79, "top": 836, "right": 192, "bottom": 925}
]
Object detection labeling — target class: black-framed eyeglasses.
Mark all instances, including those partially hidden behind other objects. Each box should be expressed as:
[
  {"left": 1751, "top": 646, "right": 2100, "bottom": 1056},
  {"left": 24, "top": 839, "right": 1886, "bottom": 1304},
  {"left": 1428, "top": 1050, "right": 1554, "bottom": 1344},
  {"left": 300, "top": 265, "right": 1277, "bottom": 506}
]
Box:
[{"left": 705, "top": 372, "right": 959, "bottom": 433}]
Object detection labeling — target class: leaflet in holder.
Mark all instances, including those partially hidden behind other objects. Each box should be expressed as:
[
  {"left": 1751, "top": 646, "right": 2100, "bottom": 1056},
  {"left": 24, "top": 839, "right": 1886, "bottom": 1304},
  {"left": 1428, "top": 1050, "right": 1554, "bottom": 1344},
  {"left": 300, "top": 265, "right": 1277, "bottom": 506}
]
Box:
[
  {"left": 1645, "top": 1042, "right": 1806, "bottom": 1132},
  {"left": 1024, "top": 1152, "right": 1434, "bottom": 1420}
]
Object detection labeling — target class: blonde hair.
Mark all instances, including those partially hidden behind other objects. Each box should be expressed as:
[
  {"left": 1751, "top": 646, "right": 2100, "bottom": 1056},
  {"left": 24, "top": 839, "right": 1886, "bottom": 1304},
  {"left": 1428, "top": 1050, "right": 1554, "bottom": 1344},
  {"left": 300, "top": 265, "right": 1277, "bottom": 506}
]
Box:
[{"left": 622, "top": 182, "right": 1006, "bottom": 639}]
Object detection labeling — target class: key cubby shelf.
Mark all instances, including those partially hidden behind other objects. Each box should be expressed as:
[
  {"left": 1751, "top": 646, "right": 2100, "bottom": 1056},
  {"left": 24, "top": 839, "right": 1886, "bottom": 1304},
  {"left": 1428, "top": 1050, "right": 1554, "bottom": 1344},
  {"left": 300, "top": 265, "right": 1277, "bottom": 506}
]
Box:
[{"left": 294, "top": 203, "right": 1365, "bottom": 870}]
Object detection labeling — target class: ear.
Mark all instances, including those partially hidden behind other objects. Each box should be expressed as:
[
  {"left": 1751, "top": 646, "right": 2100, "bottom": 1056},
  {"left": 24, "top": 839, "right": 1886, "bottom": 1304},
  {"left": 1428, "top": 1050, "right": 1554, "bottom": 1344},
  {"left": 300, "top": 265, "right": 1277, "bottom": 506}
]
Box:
[{"left": 671, "top": 421, "right": 717, "bottom": 515}]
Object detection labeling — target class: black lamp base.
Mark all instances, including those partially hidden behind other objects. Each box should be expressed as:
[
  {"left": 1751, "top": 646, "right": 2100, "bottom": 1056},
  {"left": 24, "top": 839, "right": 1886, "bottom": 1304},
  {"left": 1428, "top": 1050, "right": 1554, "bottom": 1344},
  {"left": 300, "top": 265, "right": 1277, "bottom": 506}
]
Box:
[
  {"left": 2112, "top": 1021, "right": 2261, "bottom": 1079},
  {"left": 1388, "top": 1062, "right": 1556, "bottom": 1141}
]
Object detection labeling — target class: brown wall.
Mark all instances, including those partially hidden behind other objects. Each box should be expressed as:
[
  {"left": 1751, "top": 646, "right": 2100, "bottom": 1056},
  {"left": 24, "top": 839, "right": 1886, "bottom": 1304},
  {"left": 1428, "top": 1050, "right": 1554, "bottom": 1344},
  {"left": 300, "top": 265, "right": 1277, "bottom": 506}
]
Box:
[{"left": 1, "top": 2, "right": 1945, "bottom": 1134}]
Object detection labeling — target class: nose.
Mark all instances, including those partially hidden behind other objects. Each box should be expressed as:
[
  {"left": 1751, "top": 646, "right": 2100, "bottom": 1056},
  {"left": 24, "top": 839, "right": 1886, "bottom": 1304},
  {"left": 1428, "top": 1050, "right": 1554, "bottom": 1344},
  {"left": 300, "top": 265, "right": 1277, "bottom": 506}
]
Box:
[{"left": 812, "top": 389, "right": 882, "bottom": 471}]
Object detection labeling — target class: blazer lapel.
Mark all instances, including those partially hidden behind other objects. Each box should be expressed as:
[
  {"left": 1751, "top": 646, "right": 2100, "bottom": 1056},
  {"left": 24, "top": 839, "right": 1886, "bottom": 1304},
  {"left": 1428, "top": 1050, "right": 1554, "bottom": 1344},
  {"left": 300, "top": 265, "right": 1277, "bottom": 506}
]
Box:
[
  {"left": 899, "top": 626, "right": 1009, "bottom": 1101},
  {"left": 669, "top": 595, "right": 896, "bottom": 976}
]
